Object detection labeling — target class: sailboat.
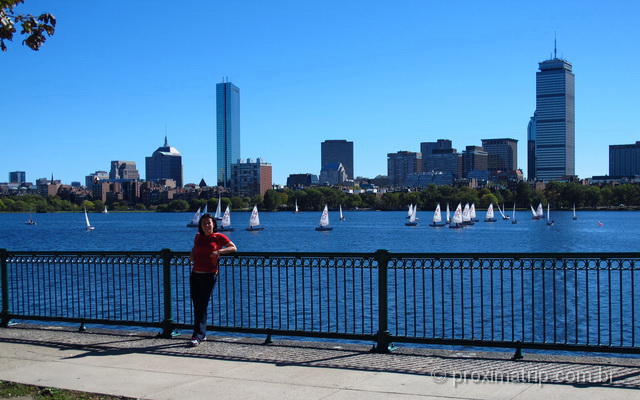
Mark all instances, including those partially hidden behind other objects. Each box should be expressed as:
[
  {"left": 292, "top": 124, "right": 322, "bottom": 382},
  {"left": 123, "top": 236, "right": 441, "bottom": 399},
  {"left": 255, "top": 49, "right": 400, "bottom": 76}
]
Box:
[
  {"left": 406, "top": 204, "right": 413, "bottom": 219},
  {"left": 102, "top": 205, "right": 109, "bottom": 214},
  {"left": 187, "top": 206, "right": 202, "bottom": 227},
  {"left": 214, "top": 196, "right": 222, "bottom": 221},
  {"left": 573, "top": 203, "right": 578, "bottom": 220},
  {"left": 292, "top": 199, "right": 302, "bottom": 214},
  {"left": 84, "top": 207, "right": 94, "bottom": 231},
  {"left": 219, "top": 206, "right": 234, "bottom": 232},
  {"left": 315, "top": 204, "right": 333, "bottom": 231},
  {"left": 339, "top": 204, "right": 346, "bottom": 221},
  {"left": 461, "top": 203, "right": 474, "bottom": 225},
  {"left": 497, "top": 203, "right": 509, "bottom": 220},
  {"left": 470, "top": 203, "right": 479, "bottom": 222},
  {"left": 530, "top": 205, "right": 540, "bottom": 220},
  {"left": 446, "top": 203, "right": 451, "bottom": 224},
  {"left": 546, "top": 203, "right": 554, "bottom": 226},
  {"left": 246, "top": 204, "right": 264, "bottom": 231},
  {"left": 25, "top": 213, "right": 37, "bottom": 225},
  {"left": 405, "top": 204, "right": 418, "bottom": 226},
  {"left": 511, "top": 203, "right": 518, "bottom": 224},
  {"left": 449, "top": 203, "right": 464, "bottom": 229},
  {"left": 429, "top": 203, "right": 446, "bottom": 227},
  {"left": 536, "top": 203, "right": 544, "bottom": 219},
  {"left": 484, "top": 203, "right": 497, "bottom": 222}
]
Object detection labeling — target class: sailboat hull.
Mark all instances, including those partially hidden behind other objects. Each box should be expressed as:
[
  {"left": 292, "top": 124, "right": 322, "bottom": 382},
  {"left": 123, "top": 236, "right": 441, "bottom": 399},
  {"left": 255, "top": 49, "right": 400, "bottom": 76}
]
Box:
[
  {"left": 429, "top": 222, "right": 446, "bottom": 227},
  {"left": 315, "top": 226, "right": 333, "bottom": 231},
  {"left": 246, "top": 226, "right": 263, "bottom": 231}
]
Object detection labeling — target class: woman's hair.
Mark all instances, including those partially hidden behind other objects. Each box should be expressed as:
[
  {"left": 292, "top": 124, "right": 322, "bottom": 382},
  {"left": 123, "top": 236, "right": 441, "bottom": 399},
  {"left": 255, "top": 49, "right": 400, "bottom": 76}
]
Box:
[{"left": 198, "top": 213, "right": 217, "bottom": 235}]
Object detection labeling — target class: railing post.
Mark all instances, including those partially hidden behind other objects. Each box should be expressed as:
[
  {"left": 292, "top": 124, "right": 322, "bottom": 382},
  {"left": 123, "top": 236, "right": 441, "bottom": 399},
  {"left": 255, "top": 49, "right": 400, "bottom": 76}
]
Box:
[
  {"left": 158, "top": 248, "right": 178, "bottom": 338},
  {"left": 0, "top": 249, "right": 11, "bottom": 328},
  {"left": 372, "top": 249, "right": 393, "bottom": 353}
]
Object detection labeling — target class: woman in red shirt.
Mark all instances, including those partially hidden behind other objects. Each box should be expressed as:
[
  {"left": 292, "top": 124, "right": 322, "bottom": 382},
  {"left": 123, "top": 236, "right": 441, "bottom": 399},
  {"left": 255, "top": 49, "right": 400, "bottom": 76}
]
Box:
[{"left": 188, "top": 213, "right": 237, "bottom": 347}]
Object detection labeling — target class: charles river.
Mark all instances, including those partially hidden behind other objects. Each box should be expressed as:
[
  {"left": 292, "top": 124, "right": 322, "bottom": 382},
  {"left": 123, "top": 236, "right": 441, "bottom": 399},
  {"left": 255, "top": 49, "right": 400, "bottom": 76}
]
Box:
[{"left": 0, "top": 209, "right": 637, "bottom": 253}]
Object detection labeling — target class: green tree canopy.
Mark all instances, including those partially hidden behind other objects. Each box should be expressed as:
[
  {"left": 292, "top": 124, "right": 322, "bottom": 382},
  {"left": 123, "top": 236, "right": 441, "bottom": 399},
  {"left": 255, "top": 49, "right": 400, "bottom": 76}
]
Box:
[{"left": 1, "top": 0, "right": 56, "bottom": 51}]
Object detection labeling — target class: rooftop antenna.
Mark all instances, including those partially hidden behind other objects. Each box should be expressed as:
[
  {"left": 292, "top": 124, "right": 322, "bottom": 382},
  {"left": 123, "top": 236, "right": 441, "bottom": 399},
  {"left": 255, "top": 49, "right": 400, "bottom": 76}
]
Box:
[{"left": 554, "top": 32, "right": 557, "bottom": 59}]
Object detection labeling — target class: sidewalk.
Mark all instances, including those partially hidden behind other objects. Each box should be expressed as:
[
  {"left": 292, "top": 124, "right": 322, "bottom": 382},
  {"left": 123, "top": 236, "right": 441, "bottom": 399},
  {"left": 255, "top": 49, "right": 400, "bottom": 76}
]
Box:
[{"left": 1, "top": 324, "right": 639, "bottom": 400}]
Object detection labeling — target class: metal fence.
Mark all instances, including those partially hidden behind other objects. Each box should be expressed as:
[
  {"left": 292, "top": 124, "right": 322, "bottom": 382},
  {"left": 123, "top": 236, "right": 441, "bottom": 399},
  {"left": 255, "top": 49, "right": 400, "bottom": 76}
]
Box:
[{"left": 1, "top": 248, "right": 639, "bottom": 356}]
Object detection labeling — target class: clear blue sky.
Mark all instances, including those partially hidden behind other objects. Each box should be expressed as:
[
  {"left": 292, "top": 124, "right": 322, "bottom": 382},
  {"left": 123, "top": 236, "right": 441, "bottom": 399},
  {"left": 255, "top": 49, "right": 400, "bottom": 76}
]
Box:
[{"left": 3, "top": 0, "right": 639, "bottom": 186}]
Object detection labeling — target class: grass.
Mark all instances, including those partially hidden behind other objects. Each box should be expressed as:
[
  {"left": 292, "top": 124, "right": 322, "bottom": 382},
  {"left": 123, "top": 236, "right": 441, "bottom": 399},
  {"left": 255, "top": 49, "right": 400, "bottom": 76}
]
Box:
[{"left": 0, "top": 381, "right": 133, "bottom": 400}]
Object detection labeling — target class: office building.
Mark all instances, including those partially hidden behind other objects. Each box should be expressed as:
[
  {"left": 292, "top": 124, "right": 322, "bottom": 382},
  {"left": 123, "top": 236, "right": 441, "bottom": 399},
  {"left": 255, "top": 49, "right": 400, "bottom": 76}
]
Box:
[
  {"left": 319, "top": 163, "right": 347, "bottom": 186},
  {"left": 321, "top": 140, "right": 354, "bottom": 180},
  {"left": 420, "top": 139, "right": 452, "bottom": 172},
  {"left": 610, "top": 142, "right": 640, "bottom": 176},
  {"left": 109, "top": 161, "right": 140, "bottom": 180},
  {"left": 85, "top": 171, "right": 108, "bottom": 187},
  {"left": 217, "top": 80, "right": 241, "bottom": 187},
  {"left": 531, "top": 49, "right": 575, "bottom": 181},
  {"left": 527, "top": 113, "right": 537, "bottom": 181},
  {"left": 9, "top": 171, "right": 26, "bottom": 184},
  {"left": 286, "top": 173, "right": 319, "bottom": 188},
  {"left": 387, "top": 151, "right": 422, "bottom": 188},
  {"left": 481, "top": 138, "right": 518, "bottom": 172},
  {"left": 461, "top": 146, "right": 488, "bottom": 178},
  {"left": 145, "top": 136, "right": 183, "bottom": 187},
  {"left": 231, "top": 158, "right": 272, "bottom": 198}
]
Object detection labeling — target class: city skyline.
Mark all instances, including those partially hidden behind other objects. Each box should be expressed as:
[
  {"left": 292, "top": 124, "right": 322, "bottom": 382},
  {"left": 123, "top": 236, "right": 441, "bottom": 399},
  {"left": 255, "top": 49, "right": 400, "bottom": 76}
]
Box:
[{"left": 2, "top": 1, "right": 639, "bottom": 186}]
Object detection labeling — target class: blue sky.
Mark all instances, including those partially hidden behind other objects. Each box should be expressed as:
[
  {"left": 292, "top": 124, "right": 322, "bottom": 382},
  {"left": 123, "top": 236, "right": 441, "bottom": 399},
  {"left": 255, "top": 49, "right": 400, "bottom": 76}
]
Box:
[{"left": 2, "top": 0, "right": 639, "bottom": 186}]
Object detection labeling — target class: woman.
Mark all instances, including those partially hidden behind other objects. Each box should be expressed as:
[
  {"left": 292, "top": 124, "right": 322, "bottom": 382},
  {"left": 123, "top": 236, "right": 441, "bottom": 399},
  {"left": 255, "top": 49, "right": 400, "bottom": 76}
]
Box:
[{"left": 188, "top": 212, "right": 237, "bottom": 347}]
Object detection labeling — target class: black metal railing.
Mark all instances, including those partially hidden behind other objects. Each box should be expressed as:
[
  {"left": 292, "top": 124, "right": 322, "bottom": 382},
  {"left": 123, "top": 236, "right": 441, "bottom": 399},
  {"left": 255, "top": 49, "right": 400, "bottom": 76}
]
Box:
[{"left": 1, "top": 249, "right": 638, "bottom": 356}]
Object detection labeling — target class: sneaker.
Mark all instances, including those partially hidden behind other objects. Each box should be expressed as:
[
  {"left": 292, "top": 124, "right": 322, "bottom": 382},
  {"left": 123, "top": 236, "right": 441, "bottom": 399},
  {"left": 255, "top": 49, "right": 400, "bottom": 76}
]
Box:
[{"left": 189, "top": 338, "right": 200, "bottom": 347}]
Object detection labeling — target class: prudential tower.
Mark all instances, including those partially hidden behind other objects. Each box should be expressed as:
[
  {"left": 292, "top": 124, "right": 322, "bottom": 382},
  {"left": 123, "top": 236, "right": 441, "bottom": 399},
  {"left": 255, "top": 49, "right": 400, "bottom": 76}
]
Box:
[
  {"left": 216, "top": 79, "right": 241, "bottom": 187},
  {"left": 530, "top": 44, "right": 575, "bottom": 182}
]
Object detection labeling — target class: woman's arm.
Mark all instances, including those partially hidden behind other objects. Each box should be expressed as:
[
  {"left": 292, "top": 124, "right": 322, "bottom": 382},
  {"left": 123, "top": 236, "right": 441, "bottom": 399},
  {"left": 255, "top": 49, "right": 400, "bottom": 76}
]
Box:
[{"left": 212, "top": 241, "right": 237, "bottom": 256}]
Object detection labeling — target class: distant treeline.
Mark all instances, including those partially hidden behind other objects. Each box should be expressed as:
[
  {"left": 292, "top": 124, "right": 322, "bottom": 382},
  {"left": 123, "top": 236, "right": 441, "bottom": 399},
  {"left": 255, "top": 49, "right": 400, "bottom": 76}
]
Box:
[{"left": 1, "top": 182, "right": 639, "bottom": 213}]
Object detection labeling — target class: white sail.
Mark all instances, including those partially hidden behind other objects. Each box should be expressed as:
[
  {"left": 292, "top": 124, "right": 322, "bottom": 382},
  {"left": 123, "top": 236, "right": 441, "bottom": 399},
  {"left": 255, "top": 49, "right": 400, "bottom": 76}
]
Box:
[
  {"left": 339, "top": 204, "right": 345, "bottom": 220},
  {"left": 408, "top": 204, "right": 417, "bottom": 223},
  {"left": 319, "top": 204, "right": 330, "bottom": 227},
  {"left": 462, "top": 203, "right": 471, "bottom": 222},
  {"left": 452, "top": 203, "right": 463, "bottom": 224},
  {"left": 536, "top": 203, "right": 544, "bottom": 217},
  {"left": 249, "top": 205, "right": 260, "bottom": 227},
  {"left": 295, "top": 199, "right": 299, "bottom": 212},
  {"left": 513, "top": 204, "right": 517, "bottom": 219},
  {"left": 573, "top": 203, "right": 577, "bottom": 220},
  {"left": 190, "top": 207, "right": 202, "bottom": 225},
  {"left": 446, "top": 203, "right": 450, "bottom": 223},
  {"left": 530, "top": 205, "right": 537, "bottom": 217},
  {"left": 202, "top": 204, "right": 208, "bottom": 215},
  {"left": 214, "top": 196, "right": 221, "bottom": 219},
  {"left": 407, "top": 204, "right": 413, "bottom": 218},
  {"left": 221, "top": 206, "right": 232, "bottom": 228},
  {"left": 497, "top": 203, "right": 505, "bottom": 218},
  {"left": 103, "top": 206, "right": 108, "bottom": 214},
  {"left": 486, "top": 203, "right": 494, "bottom": 219},
  {"left": 547, "top": 203, "right": 550, "bottom": 220},
  {"left": 432, "top": 203, "right": 442, "bottom": 223},
  {"left": 470, "top": 203, "right": 477, "bottom": 219},
  {"left": 84, "top": 207, "right": 94, "bottom": 230}
]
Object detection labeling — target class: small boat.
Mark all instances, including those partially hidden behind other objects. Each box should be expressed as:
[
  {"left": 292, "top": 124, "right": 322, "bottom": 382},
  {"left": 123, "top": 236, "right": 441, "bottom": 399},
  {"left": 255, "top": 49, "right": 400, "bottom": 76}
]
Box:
[
  {"left": 546, "top": 203, "right": 554, "bottom": 226},
  {"left": 102, "top": 206, "right": 109, "bottom": 214},
  {"left": 449, "top": 203, "right": 464, "bottom": 229},
  {"left": 530, "top": 205, "right": 540, "bottom": 220},
  {"left": 511, "top": 203, "right": 518, "bottom": 224},
  {"left": 484, "top": 203, "right": 497, "bottom": 222},
  {"left": 292, "top": 199, "right": 302, "bottom": 214},
  {"left": 214, "top": 196, "right": 222, "bottom": 221},
  {"left": 315, "top": 204, "right": 333, "bottom": 231},
  {"left": 470, "top": 203, "right": 479, "bottom": 222},
  {"left": 536, "top": 203, "right": 544, "bottom": 219},
  {"left": 187, "top": 206, "right": 202, "bottom": 227},
  {"left": 405, "top": 204, "right": 418, "bottom": 226},
  {"left": 219, "top": 205, "right": 235, "bottom": 232},
  {"left": 84, "top": 207, "right": 94, "bottom": 231},
  {"left": 246, "top": 204, "right": 264, "bottom": 231},
  {"left": 405, "top": 204, "right": 413, "bottom": 219},
  {"left": 429, "top": 203, "right": 446, "bottom": 227},
  {"left": 25, "top": 214, "right": 37, "bottom": 225},
  {"left": 461, "top": 203, "right": 474, "bottom": 226},
  {"left": 573, "top": 203, "right": 578, "bottom": 220},
  {"left": 339, "top": 204, "right": 346, "bottom": 221},
  {"left": 498, "top": 203, "right": 509, "bottom": 220}
]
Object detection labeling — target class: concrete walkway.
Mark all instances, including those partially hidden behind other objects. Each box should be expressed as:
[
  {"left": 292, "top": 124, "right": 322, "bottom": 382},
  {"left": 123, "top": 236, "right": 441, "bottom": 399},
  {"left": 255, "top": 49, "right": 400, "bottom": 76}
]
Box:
[{"left": 1, "top": 324, "right": 639, "bottom": 400}]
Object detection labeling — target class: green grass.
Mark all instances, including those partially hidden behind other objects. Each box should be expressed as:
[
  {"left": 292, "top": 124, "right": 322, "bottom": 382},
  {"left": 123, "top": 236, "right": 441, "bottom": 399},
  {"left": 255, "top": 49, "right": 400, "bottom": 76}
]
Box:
[{"left": 0, "top": 381, "right": 133, "bottom": 400}]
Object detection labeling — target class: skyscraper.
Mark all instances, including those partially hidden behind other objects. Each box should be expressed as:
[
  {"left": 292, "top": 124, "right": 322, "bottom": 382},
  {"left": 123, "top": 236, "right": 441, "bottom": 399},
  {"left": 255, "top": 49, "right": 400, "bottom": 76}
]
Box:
[
  {"left": 321, "top": 140, "right": 354, "bottom": 180},
  {"left": 387, "top": 151, "right": 422, "bottom": 188},
  {"left": 145, "top": 136, "right": 183, "bottom": 187},
  {"left": 609, "top": 142, "right": 640, "bottom": 176},
  {"left": 531, "top": 48, "right": 575, "bottom": 182},
  {"left": 481, "top": 138, "right": 518, "bottom": 172},
  {"left": 217, "top": 80, "right": 241, "bottom": 187}
]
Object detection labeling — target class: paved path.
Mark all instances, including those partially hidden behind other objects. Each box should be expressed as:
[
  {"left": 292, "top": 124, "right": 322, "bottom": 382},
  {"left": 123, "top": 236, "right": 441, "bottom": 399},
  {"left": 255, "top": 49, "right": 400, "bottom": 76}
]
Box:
[{"left": 1, "top": 324, "right": 639, "bottom": 399}]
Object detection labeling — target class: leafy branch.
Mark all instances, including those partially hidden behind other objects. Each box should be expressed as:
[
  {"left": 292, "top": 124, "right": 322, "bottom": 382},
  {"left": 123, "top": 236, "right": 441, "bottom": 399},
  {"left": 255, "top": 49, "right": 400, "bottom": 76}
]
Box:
[{"left": 0, "top": 0, "right": 56, "bottom": 52}]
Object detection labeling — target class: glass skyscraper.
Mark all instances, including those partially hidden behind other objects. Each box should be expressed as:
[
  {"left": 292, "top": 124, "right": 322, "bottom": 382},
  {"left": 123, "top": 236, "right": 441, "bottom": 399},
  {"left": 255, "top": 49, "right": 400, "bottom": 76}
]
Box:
[
  {"left": 532, "top": 54, "right": 575, "bottom": 182},
  {"left": 216, "top": 81, "right": 241, "bottom": 187}
]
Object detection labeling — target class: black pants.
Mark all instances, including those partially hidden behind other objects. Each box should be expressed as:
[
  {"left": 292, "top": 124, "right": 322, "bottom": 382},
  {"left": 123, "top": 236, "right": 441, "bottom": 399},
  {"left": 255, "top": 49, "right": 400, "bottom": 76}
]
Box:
[{"left": 190, "top": 272, "right": 217, "bottom": 340}]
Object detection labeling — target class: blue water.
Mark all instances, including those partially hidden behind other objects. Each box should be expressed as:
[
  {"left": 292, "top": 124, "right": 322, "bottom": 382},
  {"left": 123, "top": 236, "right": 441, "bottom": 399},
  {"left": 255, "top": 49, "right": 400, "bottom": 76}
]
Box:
[{"left": 0, "top": 210, "right": 636, "bottom": 253}]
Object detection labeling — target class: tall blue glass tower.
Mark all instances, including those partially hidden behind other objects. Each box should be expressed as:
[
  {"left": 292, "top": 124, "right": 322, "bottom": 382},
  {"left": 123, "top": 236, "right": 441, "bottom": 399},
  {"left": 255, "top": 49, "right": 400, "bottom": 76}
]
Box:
[
  {"left": 533, "top": 52, "right": 575, "bottom": 182},
  {"left": 216, "top": 80, "right": 241, "bottom": 187}
]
